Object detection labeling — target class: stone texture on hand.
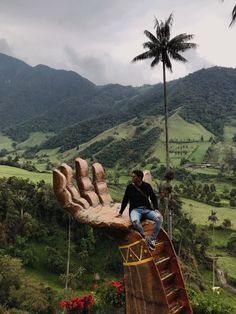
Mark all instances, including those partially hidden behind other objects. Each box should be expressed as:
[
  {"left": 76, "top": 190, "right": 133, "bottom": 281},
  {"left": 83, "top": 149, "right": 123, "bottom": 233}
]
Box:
[{"left": 53, "top": 157, "right": 131, "bottom": 234}]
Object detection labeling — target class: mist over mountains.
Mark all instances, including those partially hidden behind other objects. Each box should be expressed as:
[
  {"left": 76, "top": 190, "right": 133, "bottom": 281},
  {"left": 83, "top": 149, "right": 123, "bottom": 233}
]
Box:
[{"left": 0, "top": 52, "right": 236, "bottom": 150}]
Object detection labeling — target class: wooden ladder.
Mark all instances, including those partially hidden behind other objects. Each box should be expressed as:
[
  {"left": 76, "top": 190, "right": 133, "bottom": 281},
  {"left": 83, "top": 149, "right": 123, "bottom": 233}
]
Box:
[
  {"left": 119, "top": 226, "right": 192, "bottom": 314},
  {"left": 150, "top": 226, "right": 192, "bottom": 314}
]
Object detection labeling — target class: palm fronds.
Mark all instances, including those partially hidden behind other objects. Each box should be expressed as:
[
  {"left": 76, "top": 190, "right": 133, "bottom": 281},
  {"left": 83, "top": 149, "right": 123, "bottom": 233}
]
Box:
[
  {"left": 230, "top": 4, "right": 236, "bottom": 26},
  {"left": 132, "top": 14, "right": 196, "bottom": 71}
]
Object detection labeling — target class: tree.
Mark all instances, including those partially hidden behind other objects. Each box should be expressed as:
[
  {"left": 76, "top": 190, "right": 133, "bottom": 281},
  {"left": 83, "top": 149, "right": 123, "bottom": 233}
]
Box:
[
  {"left": 222, "top": 218, "right": 232, "bottom": 229},
  {"left": 230, "top": 4, "right": 236, "bottom": 26},
  {"left": 208, "top": 210, "right": 219, "bottom": 291},
  {"left": 222, "top": 1, "right": 236, "bottom": 26},
  {"left": 227, "top": 232, "right": 236, "bottom": 256},
  {"left": 132, "top": 13, "right": 197, "bottom": 169}
]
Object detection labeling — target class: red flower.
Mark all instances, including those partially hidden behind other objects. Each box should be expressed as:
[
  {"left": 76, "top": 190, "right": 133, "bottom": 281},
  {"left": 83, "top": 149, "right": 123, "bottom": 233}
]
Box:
[
  {"left": 112, "top": 280, "right": 122, "bottom": 288},
  {"left": 59, "top": 300, "right": 67, "bottom": 308},
  {"left": 59, "top": 293, "right": 95, "bottom": 313}
]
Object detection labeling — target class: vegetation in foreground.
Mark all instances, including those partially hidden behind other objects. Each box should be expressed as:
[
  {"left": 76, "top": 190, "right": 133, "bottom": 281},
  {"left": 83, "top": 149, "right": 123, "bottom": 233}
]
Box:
[{"left": 0, "top": 176, "right": 235, "bottom": 313}]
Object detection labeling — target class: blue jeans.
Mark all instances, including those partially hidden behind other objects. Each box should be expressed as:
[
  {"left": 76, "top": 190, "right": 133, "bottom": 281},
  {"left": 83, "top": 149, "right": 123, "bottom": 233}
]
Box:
[{"left": 130, "top": 207, "right": 163, "bottom": 241}]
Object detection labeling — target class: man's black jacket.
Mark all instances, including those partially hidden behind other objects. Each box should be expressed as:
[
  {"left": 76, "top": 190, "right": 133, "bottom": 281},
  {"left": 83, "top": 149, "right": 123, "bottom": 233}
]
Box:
[{"left": 119, "top": 181, "right": 158, "bottom": 215}]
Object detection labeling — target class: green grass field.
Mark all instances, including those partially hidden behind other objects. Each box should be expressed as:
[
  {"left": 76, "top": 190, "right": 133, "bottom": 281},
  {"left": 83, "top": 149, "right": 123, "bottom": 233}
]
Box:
[
  {"left": 217, "top": 256, "right": 236, "bottom": 284},
  {"left": 212, "top": 229, "right": 233, "bottom": 248},
  {"left": 181, "top": 198, "right": 236, "bottom": 229},
  {"left": 182, "top": 197, "right": 236, "bottom": 293},
  {"left": 186, "top": 167, "right": 220, "bottom": 176},
  {"left": 60, "top": 113, "right": 214, "bottom": 167},
  {"left": 189, "top": 142, "right": 212, "bottom": 163},
  {"left": 154, "top": 114, "right": 213, "bottom": 165},
  {"left": 0, "top": 165, "right": 52, "bottom": 184},
  {"left": 17, "top": 132, "right": 55, "bottom": 149},
  {"left": 160, "top": 114, "right": 213, "bottom": 142},
  {"left": 224, "top": 124, "right": 236, "bottom": 143},
  {"left": 0, "top": 132, "right": 13, "bottom": 150}
]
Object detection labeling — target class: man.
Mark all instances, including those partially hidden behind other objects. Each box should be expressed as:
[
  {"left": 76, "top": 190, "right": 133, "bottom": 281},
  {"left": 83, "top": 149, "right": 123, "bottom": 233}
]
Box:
[{"left": 116, "top": 170, "right": 163, "bottom": 250}]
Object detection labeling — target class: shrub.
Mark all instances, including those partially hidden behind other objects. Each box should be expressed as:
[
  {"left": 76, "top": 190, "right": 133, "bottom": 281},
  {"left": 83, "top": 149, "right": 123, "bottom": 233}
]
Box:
[
  {"left": 95, "top": 280, "right": 125, "bottom": 310},
  {"left": 188, "top": 288, "right": 234, "bottom": 314},
  {"left": 222, "top": 219, "right": 232, "bottom": 229}
]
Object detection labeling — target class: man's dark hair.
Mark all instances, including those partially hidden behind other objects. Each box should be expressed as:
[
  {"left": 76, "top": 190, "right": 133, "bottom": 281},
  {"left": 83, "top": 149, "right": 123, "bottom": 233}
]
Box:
[{"left": 132, "top": 170, "right": 144, "bottom": 180}]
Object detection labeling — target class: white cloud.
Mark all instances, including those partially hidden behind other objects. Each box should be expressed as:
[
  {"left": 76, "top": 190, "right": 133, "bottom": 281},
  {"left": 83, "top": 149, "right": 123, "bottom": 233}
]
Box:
[
  {"left": 0, "top": 38, "right": 13, "bottom": 55},
  {"left": 0, "top": 0, "right": 235, "bottom": 85}
]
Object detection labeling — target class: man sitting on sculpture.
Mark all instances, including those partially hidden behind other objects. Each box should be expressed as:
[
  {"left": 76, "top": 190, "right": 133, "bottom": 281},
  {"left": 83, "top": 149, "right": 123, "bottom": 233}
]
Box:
[{"left": 116, "top": 170, "right": 163, "bottom": 250}]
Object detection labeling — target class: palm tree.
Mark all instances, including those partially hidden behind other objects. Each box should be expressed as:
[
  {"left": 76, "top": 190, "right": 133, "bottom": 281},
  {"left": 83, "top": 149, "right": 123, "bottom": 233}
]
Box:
[
  {"left": 133, "top": 14, "right": 196, "bottom": 240},
  {"left": 230, "top": 4, "right": 236, "bottom": 26},
  {"left": 222, "top": 1, "right": 236, "bottom": 26},
  {"left": 132, "top": 13, "right": 197, "bottom": 169},
  {"left": 208, "top": 210, "right": 219, "bottom": 291}
]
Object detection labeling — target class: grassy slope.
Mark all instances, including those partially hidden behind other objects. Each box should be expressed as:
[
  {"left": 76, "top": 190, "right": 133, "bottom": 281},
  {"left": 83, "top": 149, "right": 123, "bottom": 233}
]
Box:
[
  {"left": 0, "top": 165, "right": 52, "bottom": 184},
  {"left": 206, "top": 123, "right": 236, "bottom": 164},
  {"left": 17, "top": 132, "right": 55, "bottom": 149},
  {"left": 160, "top": 114, "right": 213, "bottom": 142},
  {"left": 182, "top": 197, "right": 236, "bottom": 289},
  {"left": 224, "top": 123, "right": 236, "bottom": 143},
  {"left": 4, "top": 113, "right": 236, "bottom": 170},
  {"left": 0, "top": 132, "right": 13, "bottom": 150},
  {"left": 182, "top": 198, "right": 236, "bottom": 228},
  {"left": 68, "top": 113, "right": 213, "bottom": 167},
  {"left": 2, "top": 114, "right": 236, "bottom": 171}
]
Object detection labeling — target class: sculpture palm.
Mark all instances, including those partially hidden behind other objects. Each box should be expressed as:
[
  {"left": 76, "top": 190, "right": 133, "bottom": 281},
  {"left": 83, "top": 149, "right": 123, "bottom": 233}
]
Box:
[
  {"left": 132, "top": 14, "right": 197, "bottom": 169},
  {"left": 53, "top": 158, "right": 131, "bottom": 235}
]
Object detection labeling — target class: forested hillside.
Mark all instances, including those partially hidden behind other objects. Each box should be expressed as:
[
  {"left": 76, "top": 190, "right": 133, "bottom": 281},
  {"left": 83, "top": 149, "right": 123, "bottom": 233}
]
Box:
[
  {"left": 1, "top": 53, "right": 236, "bottom": 147},
  {"left": 0, "top": 53, "right": 95, "bottom": 131}
]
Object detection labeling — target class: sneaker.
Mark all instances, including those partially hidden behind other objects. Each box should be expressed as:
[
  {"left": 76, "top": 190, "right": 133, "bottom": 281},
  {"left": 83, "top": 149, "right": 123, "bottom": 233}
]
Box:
[{"left": 148, "top": 240, "right": 156, "bottom": 251}]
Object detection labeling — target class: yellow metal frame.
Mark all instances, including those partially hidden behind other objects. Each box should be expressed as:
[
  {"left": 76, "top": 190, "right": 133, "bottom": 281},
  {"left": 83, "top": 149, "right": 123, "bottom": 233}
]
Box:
[{"left": 119, "top": 239, "right": 153, "bottom": 266}]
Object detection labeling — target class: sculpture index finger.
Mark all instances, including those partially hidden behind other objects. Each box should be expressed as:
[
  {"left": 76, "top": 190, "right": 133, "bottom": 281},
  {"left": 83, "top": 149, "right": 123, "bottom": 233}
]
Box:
[{"left": 75, "top": 158, "right": 100, "bottom": 207}]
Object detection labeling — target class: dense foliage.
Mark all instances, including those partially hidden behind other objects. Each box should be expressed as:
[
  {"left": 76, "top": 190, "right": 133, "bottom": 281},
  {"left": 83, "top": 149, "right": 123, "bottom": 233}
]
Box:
[
  {"left": 95, "top": 127, "right": 161, "bottom": 167},
  {"left": 0, "top": 176, "right": 124, "bottom": 313}
]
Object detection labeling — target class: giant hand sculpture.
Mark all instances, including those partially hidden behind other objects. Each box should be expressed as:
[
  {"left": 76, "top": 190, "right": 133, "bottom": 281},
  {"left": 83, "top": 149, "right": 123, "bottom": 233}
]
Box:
[{"left": 53, "top": 157, "right": 192, "bottom": 314}]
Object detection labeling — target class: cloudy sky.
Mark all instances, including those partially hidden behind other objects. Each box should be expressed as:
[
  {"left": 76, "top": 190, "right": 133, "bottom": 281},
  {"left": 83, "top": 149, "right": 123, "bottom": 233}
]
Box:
[{"left": 0, "top": 0, "right": 235, "bottom": 86}]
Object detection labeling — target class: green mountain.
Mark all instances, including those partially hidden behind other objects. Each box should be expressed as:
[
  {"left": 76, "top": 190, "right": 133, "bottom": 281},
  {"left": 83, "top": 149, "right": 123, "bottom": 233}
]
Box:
[
  {"left": 0, "top": 53, "right": 95, "bottom": 130},
  {"left": 39, "top": 67, "right": 236, "bottom": 153},
  {"left": 1, "top": 53, "right": 236, "bottom": 152}
]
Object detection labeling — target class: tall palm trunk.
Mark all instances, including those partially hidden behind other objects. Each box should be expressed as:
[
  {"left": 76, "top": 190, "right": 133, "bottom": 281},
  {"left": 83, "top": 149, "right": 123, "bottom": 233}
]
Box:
[
  {"left": 212, "top": 222, "right": 216, "bottom": 290},
  {"left": 162, "top": 61, "right": 172, "bottom": 239},
  {"left": 162, "top": 61, "right": 170, "bottom": 169}
]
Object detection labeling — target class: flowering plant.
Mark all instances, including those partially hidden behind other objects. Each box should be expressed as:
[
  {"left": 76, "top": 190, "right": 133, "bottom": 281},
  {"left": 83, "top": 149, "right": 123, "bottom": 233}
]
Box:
[
  {"left": 60, "top": 294, "right": 94, "bottom": 314},
  {"left": 96, "top": 280, "right": 125, "bottom": 308},
  {"left": 111, "top": 280, "right": 125, "bottom": 303}
]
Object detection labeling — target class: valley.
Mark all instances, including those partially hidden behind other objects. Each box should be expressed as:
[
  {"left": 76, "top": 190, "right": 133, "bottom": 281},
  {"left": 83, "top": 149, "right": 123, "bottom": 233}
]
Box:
[{"left": 1, "top": 53, "right": 236, "bottom": 313}]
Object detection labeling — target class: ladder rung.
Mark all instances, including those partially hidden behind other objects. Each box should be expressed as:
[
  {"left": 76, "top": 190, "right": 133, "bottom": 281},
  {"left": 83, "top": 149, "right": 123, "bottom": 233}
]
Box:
[
  {"left": 155, "top": 256, "right": 170, "bottom": 265},
  {"left": 166, "top": 286, "right": 179, "bottom": 297},
  {"left": 160, "top": 270, "right": 175, "bottom": 281},
  {"left": 170, "top": 303, "right": 184, "bottom": 314}
]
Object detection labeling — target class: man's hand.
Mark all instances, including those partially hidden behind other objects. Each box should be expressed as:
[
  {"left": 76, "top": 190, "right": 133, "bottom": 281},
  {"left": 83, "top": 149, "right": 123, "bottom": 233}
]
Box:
[{"left": 53, "top": 157, "right": 131, "bottom": 234}]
